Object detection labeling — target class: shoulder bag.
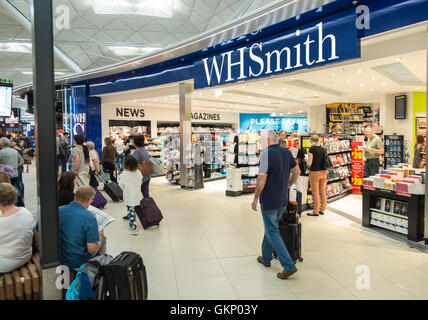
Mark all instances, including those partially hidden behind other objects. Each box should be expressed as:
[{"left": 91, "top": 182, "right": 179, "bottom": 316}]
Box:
[{"left": 135, "top": 149, "right": 154, "bottom": 176}]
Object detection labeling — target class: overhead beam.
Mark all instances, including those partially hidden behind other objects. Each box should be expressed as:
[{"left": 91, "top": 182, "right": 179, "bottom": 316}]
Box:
[{"left": 0, "top": 0, "right": 83, "bottom": 73}]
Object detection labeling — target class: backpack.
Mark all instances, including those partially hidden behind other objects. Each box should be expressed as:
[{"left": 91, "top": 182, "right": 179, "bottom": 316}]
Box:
[
  {"left": 323, "top": 149, "right": 333, "bottom": 170},
  {"left": 65, "top": 254, "right": 114, "bottom": 300},
  {"left": 134, "top": 149, "right": 154, "bottom": 176}
]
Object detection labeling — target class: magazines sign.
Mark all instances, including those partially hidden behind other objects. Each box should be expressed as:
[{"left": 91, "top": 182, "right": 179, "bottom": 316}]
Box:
[{"left": 351, "top": 142, "right": 363, "bottom": 194}]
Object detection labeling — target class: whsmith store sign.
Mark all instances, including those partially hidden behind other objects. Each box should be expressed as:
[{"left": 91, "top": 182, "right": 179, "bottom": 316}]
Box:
[{"left": 194, "top": 11, "right": 359, "bottom": 89}]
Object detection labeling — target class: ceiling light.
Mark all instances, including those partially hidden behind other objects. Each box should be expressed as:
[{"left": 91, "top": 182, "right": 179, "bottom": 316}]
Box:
[
  {"left": 215, "top": 89, "right": 223, "bottom": 97},
  {"left": 0, "top": 43, "right": 32, "bottom": 53},
  {"left": 107, "top": 46, "right": 161, "bottom": 56},
  {"left": 360, "top": 84, "right": 365, "bottom": 87},
  {"left": 382, "top": 82, "right": 387, "bottom": 86},
  {"left": 287, "top": 112, "right": 292, "bottom": 115},
  {"left": 299, "top": 110, "right": 304, "bottom": 113},
  {"left": 331, "top": 73, "right": 335, "bottom": 76},
  {"left": 283, "top": 87, "right": 287, "bottom": 90},
  {"left": 371, "top": 76, "right": 376, "bottom": 80},
  {"left": 347, "top": 78, "right": 351, "bottom": 82},
  {"left": 21, "top": 71, "right": 33, "bottom": 75},
  {"left": 395, "top": 57, "right": 402, "bottom": 61},
  {"left": 370, "top": 88, "right": 374, "bottom": 92},
  {"left": 300, "top": 90, "right": 304, "bottom": 94},
  {"left": 357, "top": 70, "right": 362, "bottom": 74},
  {"left": 93, "top": 0, "right": 173, "bottom": 18}
]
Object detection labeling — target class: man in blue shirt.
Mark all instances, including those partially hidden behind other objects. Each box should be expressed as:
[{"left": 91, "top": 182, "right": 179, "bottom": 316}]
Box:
[
  {"left": 252, "top": 130, "right": 301, "bottom": 280},
  {"left": 59, "top": 186, "right": 103, "bottom": 269}
]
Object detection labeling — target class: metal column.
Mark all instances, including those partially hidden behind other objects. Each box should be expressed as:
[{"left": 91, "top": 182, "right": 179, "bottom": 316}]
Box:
[
  {"left": 179, "top": 83, "right": 192, "bottom": 186},
  {"left": 425, "top": 26, "right": 428, "bottom": 243},
  {"left": 31, "top": 0, "right": 61, "bottom": 298}
]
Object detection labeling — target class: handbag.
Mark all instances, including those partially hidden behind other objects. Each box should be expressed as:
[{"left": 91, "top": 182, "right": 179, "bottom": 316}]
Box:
[
  {"left": 135, "top": 149, "right": 154, "bottom": 176},
  {"left": 89, "top": 170, "right": 99, "bottom": 188},
  {"left": 23, "top": 152, "right": 32, "bottom": 165}
]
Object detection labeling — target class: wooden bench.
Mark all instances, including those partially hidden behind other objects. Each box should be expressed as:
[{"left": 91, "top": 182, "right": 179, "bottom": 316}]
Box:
[{"left": 0, "top": 253, "right": 42, "bottom": 300}]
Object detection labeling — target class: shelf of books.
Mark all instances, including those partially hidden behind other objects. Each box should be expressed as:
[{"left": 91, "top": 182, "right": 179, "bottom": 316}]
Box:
[
  {"left": 326, "top": 103, "right": 373, "bottom": 135},
  {"left": 225, "top": 133, "right": 260, "bottom": 196},
  {"left": 300, "top": 135, "right": 352, "bottom": 208}
]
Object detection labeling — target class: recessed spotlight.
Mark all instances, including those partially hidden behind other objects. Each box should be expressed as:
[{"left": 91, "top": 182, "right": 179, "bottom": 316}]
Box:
[
  {"left": 300, "top": 90, "right": 304, "bottom": 94},
  {"left": 357, "top": 70, "right": 362, "bottom": 74},
  {"left": 283, "top": 87, "right": 287, "bottom": 90},
  {"left": 287, "top": 112, "right": 292, "bottom": 115},
  {"left": 360, "top": 84, "right": 365, "bottom": 87},
  {"left": 371, "top": 76, "right": 376, "bottom": 80},
  {"left": 331, "top": 73, "right": 335, "bottom": 76},
  {"left": 264, "top": 83, "right": 268, "bottom": 86},
  {"left": 382, "top": 82, "right": 387, "bottom": 86},
  {"left": 299, "top": 110, "right": 303, "bottom": 113},
  {"left": 370, "top": 88, "right": 374, "bottom": 92},
  {"left": 347, "top": 78, "right": 351, "bottom": 82},
  {"left": 395, "top": 57, "right": 402, "bottom": 61}
]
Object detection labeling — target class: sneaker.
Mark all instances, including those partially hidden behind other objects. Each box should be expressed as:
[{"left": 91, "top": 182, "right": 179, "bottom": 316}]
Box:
[
  {"left": 122, "top": 215, "right": 130, "bottom": 220},
  {"left": 128, "top": 229, "right": 138, "bottom": 236},
  {"left": 257, "top": 256, "right": 271, "bottom": 268},
  {"left": 277, "top": 268, "right": 298, "bottom": 280}
]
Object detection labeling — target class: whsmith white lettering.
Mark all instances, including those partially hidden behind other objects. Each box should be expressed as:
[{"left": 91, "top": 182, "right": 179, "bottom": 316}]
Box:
[{"left": 202, "top": 22, "right": 338, "bottom": 85}]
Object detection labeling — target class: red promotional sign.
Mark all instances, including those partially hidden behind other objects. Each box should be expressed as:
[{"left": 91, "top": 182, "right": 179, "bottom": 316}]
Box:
[{"left": 351, "top": 142, "right": 363, "bottom": 194}]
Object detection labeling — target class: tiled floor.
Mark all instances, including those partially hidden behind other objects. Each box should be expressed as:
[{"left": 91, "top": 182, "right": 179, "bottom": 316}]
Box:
[{"left": 23, "top": 168, "right": 428, "bottom": 300}]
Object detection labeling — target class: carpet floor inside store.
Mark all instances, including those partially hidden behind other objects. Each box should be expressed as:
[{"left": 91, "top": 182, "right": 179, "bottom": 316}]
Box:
[{"left": 23, "top": 166, "right": 428, "bottom": 300}]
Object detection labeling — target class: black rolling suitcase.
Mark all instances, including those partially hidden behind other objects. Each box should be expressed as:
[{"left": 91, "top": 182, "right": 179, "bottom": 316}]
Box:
[
  {"left": 274, "top": 192, "right": 303, "bottom": 263},
  {"left": 98, "top": 174, "right": 123, "bottom": 202},
  {"left": 102, "top": 251, "right": 148, "bottom": 300}
]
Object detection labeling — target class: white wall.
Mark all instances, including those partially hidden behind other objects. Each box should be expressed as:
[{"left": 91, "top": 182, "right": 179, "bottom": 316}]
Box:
[
  {"left": 308, "top": 105, "right": 327, "bottom": 133},
  {"left": 383, "top": 92, "right": 414, "bottom": 163},
  {"left": 100, "top": 102, "right": 239, "bottom": 143}
]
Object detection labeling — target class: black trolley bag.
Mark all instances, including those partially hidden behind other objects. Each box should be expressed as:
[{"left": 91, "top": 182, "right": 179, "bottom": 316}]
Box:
[
  {"left": 101, "top": 251, "right": 148, "bottom": 300},
  {"left": 279, "top": 203, "right": 303, "bottom": 263},
  {"left": 274, "top": 189, "right": 303, "bottom": 263},
  {"left": 98, "top": 173, "right": 123, "bottom": 202}
]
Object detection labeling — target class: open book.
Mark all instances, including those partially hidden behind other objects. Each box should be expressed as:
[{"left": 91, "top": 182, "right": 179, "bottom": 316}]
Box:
[{"left": 87, "top": 205, "right": 116, "bottom": 231}]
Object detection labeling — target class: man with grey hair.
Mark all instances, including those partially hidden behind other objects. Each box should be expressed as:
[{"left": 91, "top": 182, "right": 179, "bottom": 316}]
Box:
[
  {"left": 0, "top": 137, "right": 24, "bottom": 186},
  {"left": 362, "top": 126, "right": 384, "bottom": 177},
  {"left": 252, "top": 130, "right": 301, "bottom": 280}
]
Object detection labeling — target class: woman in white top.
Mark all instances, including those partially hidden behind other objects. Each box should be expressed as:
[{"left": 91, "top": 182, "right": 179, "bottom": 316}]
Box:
[
  {"left": 118, "top": 156, "right": 143, "bottom": 236},
  {"left": 0, "top": 182, "right": 33, "bottom": 273}
]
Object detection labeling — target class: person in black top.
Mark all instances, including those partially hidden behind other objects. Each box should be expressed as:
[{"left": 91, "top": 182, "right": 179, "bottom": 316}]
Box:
[
  {"left": 58, "top": 171, "right": 77, "bottom": 206},
  {"left": 307, "top": 135, "right": 328, "bottom": 216}
]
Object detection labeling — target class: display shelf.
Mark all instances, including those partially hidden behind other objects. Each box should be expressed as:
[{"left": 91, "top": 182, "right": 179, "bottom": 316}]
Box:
[
  {"left": 328, "top": 150, "right": 351, "bottom": 155},
  {"left": 362, "top": 186, "right": 424, "bottom": 242},
  {"left": 327, "top": 189, "right": 352, "bottom": 201},
  {"left": 332, "top": 162, "right": 352, "bottom": 168},
  {"left": 370, "top": 208, "right": 407, "bottom": 220},
  {"left": 327, "top": 175, "right": 351, "bottom": 183}
]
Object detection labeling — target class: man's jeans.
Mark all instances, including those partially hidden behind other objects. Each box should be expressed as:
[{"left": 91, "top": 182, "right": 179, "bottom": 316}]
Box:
[{"left": 260, "top": 205, "right": 296, "bottom": 272}]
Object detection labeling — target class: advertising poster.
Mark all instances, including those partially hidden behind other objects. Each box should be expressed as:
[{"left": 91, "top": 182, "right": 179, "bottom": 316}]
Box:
[
  {"left": 239, "top": 113, "right": 308, "bottom": 133},
  {"left": 351, "top": 141, "right": 363, "bottom": 194}
]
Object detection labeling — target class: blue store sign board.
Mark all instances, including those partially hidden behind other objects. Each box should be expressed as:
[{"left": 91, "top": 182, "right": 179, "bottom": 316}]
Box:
[
  {"left": 194, "top": 9, "right": 359, "bottom": 89},
  {"left": 240, "top": 113, "right": 308, "bottom": 133}
]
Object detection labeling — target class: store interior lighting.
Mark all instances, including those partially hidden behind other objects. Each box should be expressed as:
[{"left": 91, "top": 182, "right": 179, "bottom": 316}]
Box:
[
  {"left": 0, "top": 43, "right": 32, "bottom": 53},
  {"left": 107, "top": 46, "right": 161, "bottom": 56},
  {"left": 93, "top": 0, "right": 174, "bottom": 18}
]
